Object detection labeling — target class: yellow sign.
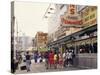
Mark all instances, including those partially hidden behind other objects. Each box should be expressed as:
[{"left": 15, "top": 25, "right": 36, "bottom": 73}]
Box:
[{"left": 68, "top": 4, "right": 76, "bottom": 15}]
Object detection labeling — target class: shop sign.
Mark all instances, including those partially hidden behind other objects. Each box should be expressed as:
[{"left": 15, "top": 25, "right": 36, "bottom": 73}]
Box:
[
  {"left": 68, "top": 4, "right": 76, "bottom": 15},
  {"left": 67, "top": 15, "right": 78, "bottom": 20},
  {"left": 61, "top": 17, "right": 82, "bottom": 25},
  {"left": 60, "top": 4, "right": 82, "bottom": 25}
]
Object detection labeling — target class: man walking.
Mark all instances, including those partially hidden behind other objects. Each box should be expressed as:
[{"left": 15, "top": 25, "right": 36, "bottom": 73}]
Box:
[{"left": 26, "top": 51, "right": 31, "bottom": 72}]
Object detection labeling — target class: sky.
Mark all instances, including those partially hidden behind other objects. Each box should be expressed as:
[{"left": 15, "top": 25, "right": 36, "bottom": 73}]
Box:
[
  {"left": 14, "top": 1, "right": 49, "bottom": 37},
  {"left": 14, "top": 1, "right": 86, "bottom": 37}
]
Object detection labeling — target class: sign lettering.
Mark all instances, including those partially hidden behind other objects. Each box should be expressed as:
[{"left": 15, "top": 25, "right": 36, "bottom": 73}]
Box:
[
  {"left": 69, "top": 5, "right": 76, "bottom": 15},
  {"left": 61, "top": 18, "right": 82, "bottom": 25}
]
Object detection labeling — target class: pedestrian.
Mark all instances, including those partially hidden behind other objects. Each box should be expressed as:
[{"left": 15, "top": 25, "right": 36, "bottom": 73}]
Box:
[
  {"left": 58, "top": 53, "right": 63, "bottom": 69},
  {"left": 63, "top": 50, "right": 68, "bottom": 68},
  {"left": 19, "top": 54, "right": 22, "bottom": 64},
  {"left": 38, "top": 52, "right": 42, "bottom": 63},
  {"left": 25, "top": 51, "right": 31, "bottom": 72},
  {"left": 44, "top": 51, "right": 49, "bottom": 69},
  {"left": 34, "top": 52, "right": 38, "bottom": 63},
  {"left": 67, "top": 50, "right": 73, "bottom": 66},
  {"left": 71, "top": 49, "right": 75, "bottom": 65},
  {"left": 54, "top": 52, "right": 57, "bottom": 69},
  {"left": 48, "top": 51, "right": 54, "bottom": 69},
  {"left": 32, "top": 52, "right": 34, "bottom": 59}
]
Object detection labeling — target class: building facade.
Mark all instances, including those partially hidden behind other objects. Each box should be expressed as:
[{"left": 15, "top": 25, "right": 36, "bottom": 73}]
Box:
[
  {"left": 47, "top": 4, "right": 83, "bottom": 51},
  {"left": 79, "top": 6, "right": 97, "bottom": 27},
  {"left": 48, "top": 4, "right": 84, "bottom": 43},
  {"left": 47, "top": 4, "right": 97, "bottom": 68},
  {"left": 35, "top": 32, "right": 48, "bottom": 52}
]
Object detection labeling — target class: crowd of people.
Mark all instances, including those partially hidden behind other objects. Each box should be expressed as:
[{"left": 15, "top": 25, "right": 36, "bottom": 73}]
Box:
[
  {"left": 12, "top": 48, "right": 75, "bottom": 72},
  {"left": 44, "top": 49, "right": 75, "bottom": 69}
]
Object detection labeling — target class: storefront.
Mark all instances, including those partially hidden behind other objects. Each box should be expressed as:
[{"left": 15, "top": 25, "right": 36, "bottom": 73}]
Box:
[
  {"left": 67, "top": 25, "right": 97, "bottom": 68},
  {"left": 48, "top": 24, "right": 97, "bottom": 68}
]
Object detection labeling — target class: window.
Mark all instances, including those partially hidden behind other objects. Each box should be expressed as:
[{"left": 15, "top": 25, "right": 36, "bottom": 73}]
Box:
[
  {"left": 90, "top": 14, "right": 95, "bottom": 19},
  {"left": 81, "top": 11, "right": 84, "bottom": 18},
  {"left": 43, "top": 36, "right": 45, "bottom": 39},
  {"left": 77, "top": 43, "right": 97, "bottom": 54},
  {"left": 78, "top": 44, "right": 90, "bottom": 53},
  {"left": 84, "top": 7, "right": 89, "bottom": 16},
  {"left": 85, "top": 16, "right": 89, "bottom": 22},
  {"left": 91, "top": 7, "right": 96, "bottom": 12}
]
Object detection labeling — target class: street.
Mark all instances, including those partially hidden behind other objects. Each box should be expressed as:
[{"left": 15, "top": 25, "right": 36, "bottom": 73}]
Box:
[
  {"left": 11, "top": 3, "right": 97, "bottom": 74},
  {"left": 15, "top": 60, "right": 86, "bottom": 74}
]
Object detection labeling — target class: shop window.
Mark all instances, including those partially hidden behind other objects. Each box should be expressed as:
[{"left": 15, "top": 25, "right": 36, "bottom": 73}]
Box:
[
  {"left": 78, "top": 43, "right": 97, "bottom": 54},
  {"left": 78, "top": 46, "right": 84, "bottom": 53},
  {"left": 84, "top": 44, "right": 90, "bottom": 53},
  {"left": 79, "top": 45, "right": 88, "bottom": 53}
]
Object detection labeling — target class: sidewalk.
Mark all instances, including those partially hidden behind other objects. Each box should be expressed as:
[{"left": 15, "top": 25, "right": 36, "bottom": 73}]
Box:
[{"left": 15, "top": 60, "right": 86, "bottom": 74}]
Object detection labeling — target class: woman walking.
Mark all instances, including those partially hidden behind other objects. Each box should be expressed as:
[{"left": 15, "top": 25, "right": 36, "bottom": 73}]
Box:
[
  {"left": 48, "top": 51, "right": 54, "bottom": 69},
  {"left": 58, "top": 53, "right": 63, "bottom": 69}
]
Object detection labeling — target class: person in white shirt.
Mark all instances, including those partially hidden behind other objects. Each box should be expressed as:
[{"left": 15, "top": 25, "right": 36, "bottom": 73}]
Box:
[
  {"left": 63, "top": 50, "right": 69, "bottom": 67},
  {"left": 67, "top": 50, "right": 73, "bottom": 66}
]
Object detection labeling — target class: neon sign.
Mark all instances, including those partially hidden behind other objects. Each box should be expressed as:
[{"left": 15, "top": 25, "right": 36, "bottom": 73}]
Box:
[
  {"left": 69, "top": 5, "right": 76, "bottom": 15},
  {"left": 60, "top": 4, "right": 82, "bottom": 25},
  {"left": 61, "top": 18, "right": 82, "bottom": 25}
]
